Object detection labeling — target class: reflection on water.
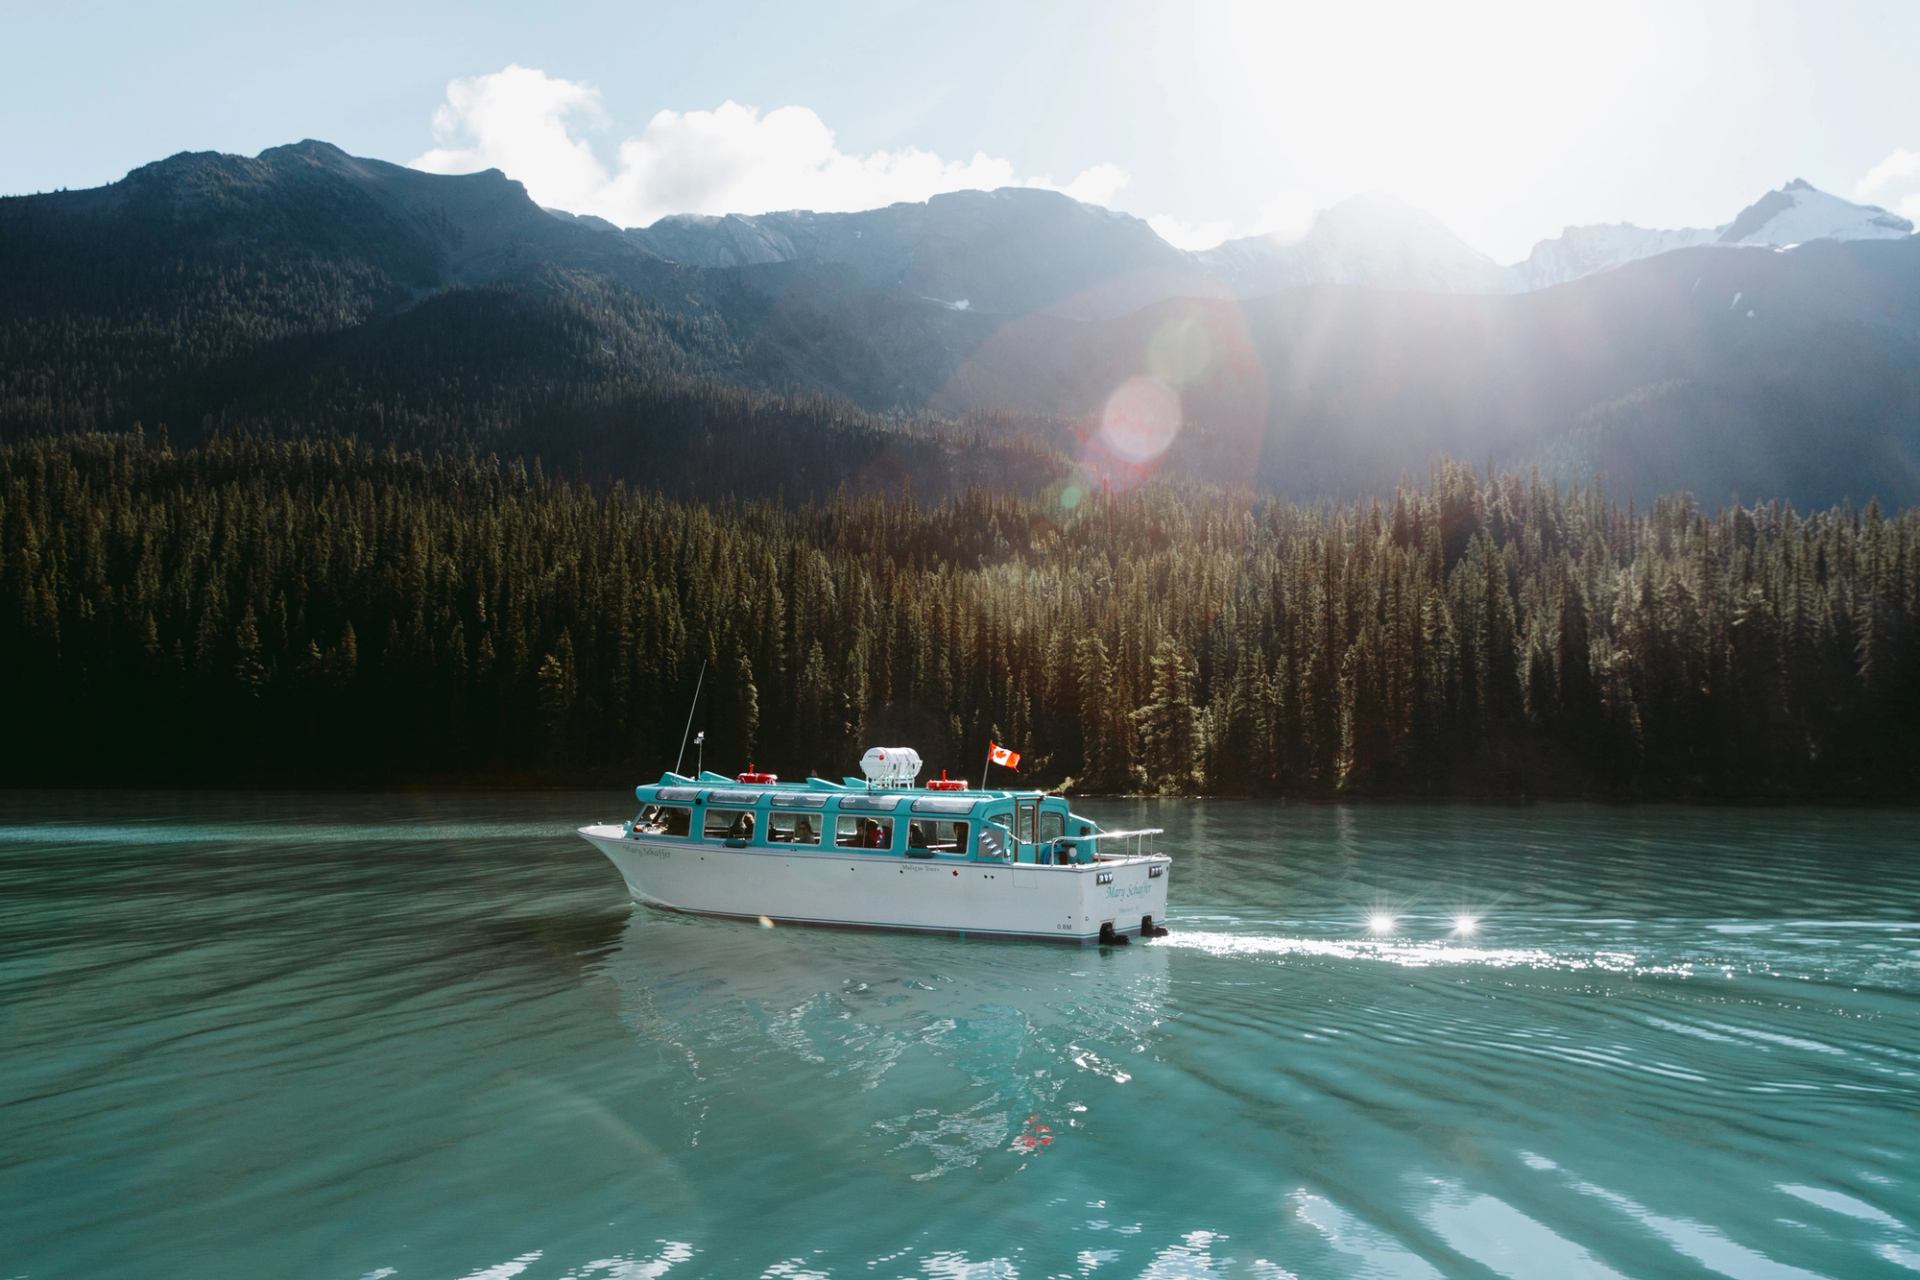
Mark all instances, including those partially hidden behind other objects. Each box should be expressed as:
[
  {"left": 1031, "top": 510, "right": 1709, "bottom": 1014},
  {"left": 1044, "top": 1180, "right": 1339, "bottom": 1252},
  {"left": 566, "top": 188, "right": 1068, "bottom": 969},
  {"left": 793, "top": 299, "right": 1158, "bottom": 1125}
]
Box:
[
  {"left": 1, "top": 791, "right": 1917, "bottom": 1278},
  {"left": 598, "top": 915, "right": 1172, "bottom": 1185}
]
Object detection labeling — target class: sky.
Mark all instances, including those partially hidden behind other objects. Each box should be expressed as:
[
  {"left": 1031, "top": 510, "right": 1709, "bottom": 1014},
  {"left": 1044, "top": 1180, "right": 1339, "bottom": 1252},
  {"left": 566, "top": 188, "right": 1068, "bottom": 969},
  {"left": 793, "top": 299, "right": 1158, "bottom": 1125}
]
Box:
[{"left": 3, "top": 0, "right": 1918, "bottom": 262}]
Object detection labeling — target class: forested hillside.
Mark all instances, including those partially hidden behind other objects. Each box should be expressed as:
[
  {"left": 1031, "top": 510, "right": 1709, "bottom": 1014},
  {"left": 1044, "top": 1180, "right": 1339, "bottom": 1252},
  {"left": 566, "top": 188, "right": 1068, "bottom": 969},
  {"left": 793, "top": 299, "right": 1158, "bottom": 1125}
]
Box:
[
  {"left": 0, "top": 142, "right": 1064, "bottom": 501},
  {"left": 4, "top": 432, "right": 1914, "bottom": 796}
]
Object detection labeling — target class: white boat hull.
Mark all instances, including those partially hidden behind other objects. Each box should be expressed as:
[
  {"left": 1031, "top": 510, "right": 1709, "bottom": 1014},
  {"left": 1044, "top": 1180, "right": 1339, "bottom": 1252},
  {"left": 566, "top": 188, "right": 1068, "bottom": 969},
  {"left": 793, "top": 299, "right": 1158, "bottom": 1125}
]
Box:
[{"left": 577, "top": 824, "right": 1171, "bottom": 942}]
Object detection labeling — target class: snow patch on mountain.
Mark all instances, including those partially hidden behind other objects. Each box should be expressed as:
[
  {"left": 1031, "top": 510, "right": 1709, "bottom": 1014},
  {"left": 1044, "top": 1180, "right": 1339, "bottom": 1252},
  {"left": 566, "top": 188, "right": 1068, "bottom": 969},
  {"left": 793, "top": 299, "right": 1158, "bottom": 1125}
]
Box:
[
  {"left": 1512, "top": 223, "right": 1717, "bottom": 289},
  {"left": 1510, "top": 180, "right": 1912, "bottom": 291},
  {"left": 1718, "top": 178, "right": 1913, "bottom": 246}
]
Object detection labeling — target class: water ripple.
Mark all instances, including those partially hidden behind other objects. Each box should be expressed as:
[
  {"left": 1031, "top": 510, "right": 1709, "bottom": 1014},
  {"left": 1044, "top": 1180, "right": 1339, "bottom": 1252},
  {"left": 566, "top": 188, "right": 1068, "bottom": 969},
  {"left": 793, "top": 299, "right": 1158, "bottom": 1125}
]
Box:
[{"left": 2, "top": 794, "right": 1917, "bottom": 1279}]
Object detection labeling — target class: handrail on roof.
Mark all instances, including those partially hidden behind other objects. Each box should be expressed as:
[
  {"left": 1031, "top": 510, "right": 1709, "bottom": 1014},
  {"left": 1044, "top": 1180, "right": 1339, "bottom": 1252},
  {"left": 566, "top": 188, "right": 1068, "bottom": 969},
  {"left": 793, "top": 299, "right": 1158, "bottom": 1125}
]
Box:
[{"left": 636, "top": 774, "right": 1062, "bottom": 808}]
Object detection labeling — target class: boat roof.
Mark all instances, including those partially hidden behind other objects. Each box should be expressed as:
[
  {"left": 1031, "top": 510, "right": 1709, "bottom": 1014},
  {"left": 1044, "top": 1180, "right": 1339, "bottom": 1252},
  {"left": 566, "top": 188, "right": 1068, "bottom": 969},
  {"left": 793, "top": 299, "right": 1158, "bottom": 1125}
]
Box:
[{"left": 635, "top": 771, "right": 1051, "bottom": 809}]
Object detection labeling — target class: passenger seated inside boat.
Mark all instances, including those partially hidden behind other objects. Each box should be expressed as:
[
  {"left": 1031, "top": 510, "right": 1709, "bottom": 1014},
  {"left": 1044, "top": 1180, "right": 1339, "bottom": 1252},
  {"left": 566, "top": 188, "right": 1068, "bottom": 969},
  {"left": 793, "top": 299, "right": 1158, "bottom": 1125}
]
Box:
[
  {"left": 635, "top": 804, "right": 692, "bottom": 836},
  {"left": 908, "top": 822, "right": 929, "bottom": 850},
  {"left": 728, "top": 811, "right": 755, "bottom": 841},
  {"left": 837, "top": 815, "right": 894, "bottom": 849},
  {"left": 919, "top": 818, "right": 969, "bottom": 853},
  {"left": 768, "top": 812, "right": 818, "bottom": 844}
]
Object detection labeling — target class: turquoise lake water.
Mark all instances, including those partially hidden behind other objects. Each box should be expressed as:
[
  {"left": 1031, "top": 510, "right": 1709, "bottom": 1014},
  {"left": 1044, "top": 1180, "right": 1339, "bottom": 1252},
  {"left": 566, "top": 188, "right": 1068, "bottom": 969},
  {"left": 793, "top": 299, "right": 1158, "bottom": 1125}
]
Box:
[{"left": 2, "top": 792, "right": 1917, "bottom": 1279}]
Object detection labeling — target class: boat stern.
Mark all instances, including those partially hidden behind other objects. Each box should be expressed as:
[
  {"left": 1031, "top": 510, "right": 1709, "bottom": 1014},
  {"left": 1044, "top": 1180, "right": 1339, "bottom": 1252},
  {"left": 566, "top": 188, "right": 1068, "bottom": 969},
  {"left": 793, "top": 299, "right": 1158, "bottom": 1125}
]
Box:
[{"left": 1084, "top": 854, "right": 1172, "bottom": 941}]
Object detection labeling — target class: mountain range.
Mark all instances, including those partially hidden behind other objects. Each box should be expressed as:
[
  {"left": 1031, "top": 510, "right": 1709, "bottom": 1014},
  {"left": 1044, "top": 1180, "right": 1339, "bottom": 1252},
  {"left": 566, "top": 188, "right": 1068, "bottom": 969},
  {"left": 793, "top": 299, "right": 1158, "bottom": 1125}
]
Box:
[
  {"left": 3, "top": 139, "right": 1917, "bottom": 507},
  {"left": 629, "top": 175, "right": 1914, "bottom": 308}
]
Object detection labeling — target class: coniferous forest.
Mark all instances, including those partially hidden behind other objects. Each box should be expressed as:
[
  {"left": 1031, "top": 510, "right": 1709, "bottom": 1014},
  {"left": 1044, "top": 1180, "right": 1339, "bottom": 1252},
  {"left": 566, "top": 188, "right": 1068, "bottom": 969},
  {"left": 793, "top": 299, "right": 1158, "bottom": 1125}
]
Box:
[{"left": 4, "top": 430, "right": 1915, "bottom": 797}]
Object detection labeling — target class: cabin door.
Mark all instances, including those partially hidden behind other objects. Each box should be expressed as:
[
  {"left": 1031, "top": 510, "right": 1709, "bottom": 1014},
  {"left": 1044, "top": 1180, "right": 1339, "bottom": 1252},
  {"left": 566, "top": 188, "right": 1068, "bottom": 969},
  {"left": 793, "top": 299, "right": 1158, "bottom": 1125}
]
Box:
[{"left": 1015, "top": 799, "right": 1038, "bottom": 860}]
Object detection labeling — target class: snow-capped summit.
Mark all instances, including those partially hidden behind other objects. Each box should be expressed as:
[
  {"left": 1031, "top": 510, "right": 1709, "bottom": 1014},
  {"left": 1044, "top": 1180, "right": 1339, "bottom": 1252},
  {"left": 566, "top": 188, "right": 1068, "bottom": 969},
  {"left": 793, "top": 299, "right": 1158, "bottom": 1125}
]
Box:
[
  {"left": 1510, "top": 223, "right": 1717, "bottom": 289},
  {"left": 1511, "top": 180, "right": 1913, "bottom": 289},
  {"left": 1716, "top": 177, "right": 1914, "bottom": 246}
]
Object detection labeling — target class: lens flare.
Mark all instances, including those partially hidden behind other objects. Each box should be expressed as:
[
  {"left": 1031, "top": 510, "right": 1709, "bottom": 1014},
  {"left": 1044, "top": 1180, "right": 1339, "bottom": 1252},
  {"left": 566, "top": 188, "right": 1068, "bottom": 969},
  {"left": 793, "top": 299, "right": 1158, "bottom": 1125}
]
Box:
[
  {"left": 1147, "top": 314, "right": 1214, "bottom": 386},
  {"left": 1453, "top": 914, "right": 1479, "bottom": 936},
  {"left": 1098, "top": 375, "right": 1182, "bottom": 464},
  {"left": 1367, "top": 912, "right": 1395, "bottom": 935}
]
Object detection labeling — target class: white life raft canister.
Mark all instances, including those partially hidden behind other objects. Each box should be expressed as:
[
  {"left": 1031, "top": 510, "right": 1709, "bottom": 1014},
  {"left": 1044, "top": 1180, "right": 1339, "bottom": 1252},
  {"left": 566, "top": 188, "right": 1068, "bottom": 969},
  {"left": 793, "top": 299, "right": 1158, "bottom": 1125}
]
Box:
[{"left": 859, "top": 746, "right": 923, "bottom": 786}]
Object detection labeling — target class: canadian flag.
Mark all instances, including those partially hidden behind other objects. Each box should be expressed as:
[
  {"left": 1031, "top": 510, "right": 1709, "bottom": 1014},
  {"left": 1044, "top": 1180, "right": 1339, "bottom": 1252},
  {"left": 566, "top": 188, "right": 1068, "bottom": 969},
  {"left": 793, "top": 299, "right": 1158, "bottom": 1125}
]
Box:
[{"left": 988, "top": 742, "right": 1022, "bottom": 770}]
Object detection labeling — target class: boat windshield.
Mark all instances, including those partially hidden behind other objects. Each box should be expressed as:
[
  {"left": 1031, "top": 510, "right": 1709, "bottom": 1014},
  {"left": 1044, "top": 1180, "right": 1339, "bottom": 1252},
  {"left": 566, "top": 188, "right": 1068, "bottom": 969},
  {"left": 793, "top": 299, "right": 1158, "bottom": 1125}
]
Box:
[{"left": 635, "top": 804, "right": 692, "bottom": 836}]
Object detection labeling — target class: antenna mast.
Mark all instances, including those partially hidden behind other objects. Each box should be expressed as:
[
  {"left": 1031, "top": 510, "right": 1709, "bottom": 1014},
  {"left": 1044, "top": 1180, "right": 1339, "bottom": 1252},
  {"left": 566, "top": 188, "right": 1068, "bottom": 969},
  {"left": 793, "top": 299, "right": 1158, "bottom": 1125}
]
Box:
[{"left": 673, "top": 658, "right": 707, "bottom": 776}]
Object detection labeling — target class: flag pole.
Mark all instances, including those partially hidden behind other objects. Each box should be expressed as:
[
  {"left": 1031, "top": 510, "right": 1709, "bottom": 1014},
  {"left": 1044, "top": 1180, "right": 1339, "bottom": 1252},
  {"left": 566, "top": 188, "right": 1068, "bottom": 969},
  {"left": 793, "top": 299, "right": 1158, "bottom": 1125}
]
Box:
[{"left": 981, "top": 741, "right": 992, "bottom": 792}]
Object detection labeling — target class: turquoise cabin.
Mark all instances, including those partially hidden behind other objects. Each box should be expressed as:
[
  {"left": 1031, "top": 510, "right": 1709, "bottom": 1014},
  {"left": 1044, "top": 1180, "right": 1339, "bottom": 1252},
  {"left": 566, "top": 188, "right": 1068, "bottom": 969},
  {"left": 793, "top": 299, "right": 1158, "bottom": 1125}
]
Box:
[{"left": 624, "top": 770, "right": 1110, "bottom": 866}]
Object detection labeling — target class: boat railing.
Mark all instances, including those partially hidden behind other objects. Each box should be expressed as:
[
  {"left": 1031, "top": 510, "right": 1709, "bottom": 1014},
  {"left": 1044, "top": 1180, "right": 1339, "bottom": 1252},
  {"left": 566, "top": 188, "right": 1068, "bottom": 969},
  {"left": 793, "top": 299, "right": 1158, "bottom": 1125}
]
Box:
[{"left": 1076, "top": 828, "right": 1166, "bottom": 860}]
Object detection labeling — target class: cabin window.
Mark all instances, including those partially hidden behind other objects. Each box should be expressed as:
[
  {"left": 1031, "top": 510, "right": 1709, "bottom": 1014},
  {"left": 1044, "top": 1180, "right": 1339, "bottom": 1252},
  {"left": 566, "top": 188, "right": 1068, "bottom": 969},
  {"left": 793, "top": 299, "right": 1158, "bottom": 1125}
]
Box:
[
  {"left": 1014, "top": 804, "right": 1035, "bottom": 845},
  {"left": 907, "top": 818, "right": 969, "bottom": 853},
  {"left": 635, "top": 804, "right": 692, "bottom": 837},
  {"left": 1039, "top": 811, "right": 1064, "bottom": 843},
  {"left": 910, "top": 796, "right": 976, "bottom": 815},
  {"left": 703, "top": 807, "right": 756, "bottom": 841},
  {"left": 837, "top": 794, "right": 902, "bottom": 813},
  {"left": 836, "top": 815, "right": 894, "bottom": 850},
  {"left": 767, "top": 811, "right": 822, "bottom": 845}
]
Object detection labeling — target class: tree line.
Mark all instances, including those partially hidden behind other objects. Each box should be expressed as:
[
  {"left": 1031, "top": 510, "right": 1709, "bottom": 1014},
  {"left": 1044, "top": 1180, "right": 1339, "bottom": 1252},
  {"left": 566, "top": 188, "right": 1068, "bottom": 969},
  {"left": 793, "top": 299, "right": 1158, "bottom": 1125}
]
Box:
[{"left": 2, "top": 431, "right": 1915, "bottom": 796}]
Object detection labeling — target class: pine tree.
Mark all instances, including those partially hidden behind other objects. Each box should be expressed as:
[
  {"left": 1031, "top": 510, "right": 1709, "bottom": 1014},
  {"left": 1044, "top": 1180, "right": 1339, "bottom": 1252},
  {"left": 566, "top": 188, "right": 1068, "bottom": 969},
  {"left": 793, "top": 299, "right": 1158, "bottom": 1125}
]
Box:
[
  {"left": 536, "top": 629, "right": 577, "bottom": 763},
  {"left": 1134, "top": 636, "right": 1203, "bottom": 793}
]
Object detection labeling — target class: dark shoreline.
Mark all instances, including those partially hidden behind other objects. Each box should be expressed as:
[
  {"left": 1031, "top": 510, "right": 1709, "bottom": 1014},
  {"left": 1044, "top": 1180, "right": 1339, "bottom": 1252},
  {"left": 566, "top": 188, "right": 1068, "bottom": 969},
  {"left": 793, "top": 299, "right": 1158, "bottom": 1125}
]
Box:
[{"left": 4, "top": 781, "right": 1915, "bottom": 808}]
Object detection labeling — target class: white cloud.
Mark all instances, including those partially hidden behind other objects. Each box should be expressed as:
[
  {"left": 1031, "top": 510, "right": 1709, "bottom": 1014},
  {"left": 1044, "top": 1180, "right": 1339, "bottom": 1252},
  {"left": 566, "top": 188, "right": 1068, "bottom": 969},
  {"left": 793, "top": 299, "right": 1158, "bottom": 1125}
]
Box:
[
  {"left": 1055, "top": 162, "right": 1130, "bottom": 207},
  {"left": 1148, "top": 195, "right": 1321, "bottom": 252},
  {"left": 1147, "top": 214, "right": 1237, "bottom": 251},
  {"left": 411, "top": 65, "right": 1129, "bottom": 228},
  {"left": 1855, "top": 147, "right": 1920, "bottom": 222},
  {"left": 1250, "top": 195, "right": 1320, "bottom": 245},
  {"left": 413, "top": 65, "right": 610, "bottom": 211}
]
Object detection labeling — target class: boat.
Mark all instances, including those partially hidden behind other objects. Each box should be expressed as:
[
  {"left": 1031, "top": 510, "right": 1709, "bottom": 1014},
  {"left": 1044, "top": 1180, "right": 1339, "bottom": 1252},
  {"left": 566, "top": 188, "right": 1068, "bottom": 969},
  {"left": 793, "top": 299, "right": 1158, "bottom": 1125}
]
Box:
[{"left": 576, "top": 746, "right": 1171, "bottom": 943}]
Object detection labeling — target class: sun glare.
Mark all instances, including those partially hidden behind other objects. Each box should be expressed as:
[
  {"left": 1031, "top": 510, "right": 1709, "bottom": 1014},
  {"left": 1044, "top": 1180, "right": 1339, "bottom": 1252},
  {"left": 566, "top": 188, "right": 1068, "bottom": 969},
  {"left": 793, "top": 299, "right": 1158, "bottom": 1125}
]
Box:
[
  {"left": 1174, "top": 0, "right": 1702, "bottom": 257},
  {"left": 1367, "top": 912, "right": 1396, "bottom": 935}
]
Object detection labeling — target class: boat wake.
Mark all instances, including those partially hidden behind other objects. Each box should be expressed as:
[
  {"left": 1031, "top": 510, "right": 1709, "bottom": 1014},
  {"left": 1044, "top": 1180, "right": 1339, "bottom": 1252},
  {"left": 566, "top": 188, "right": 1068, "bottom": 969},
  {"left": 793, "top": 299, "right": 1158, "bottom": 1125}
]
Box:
[{"left": 1151, "top": 928, "right": 1697, "bottom": 976}]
